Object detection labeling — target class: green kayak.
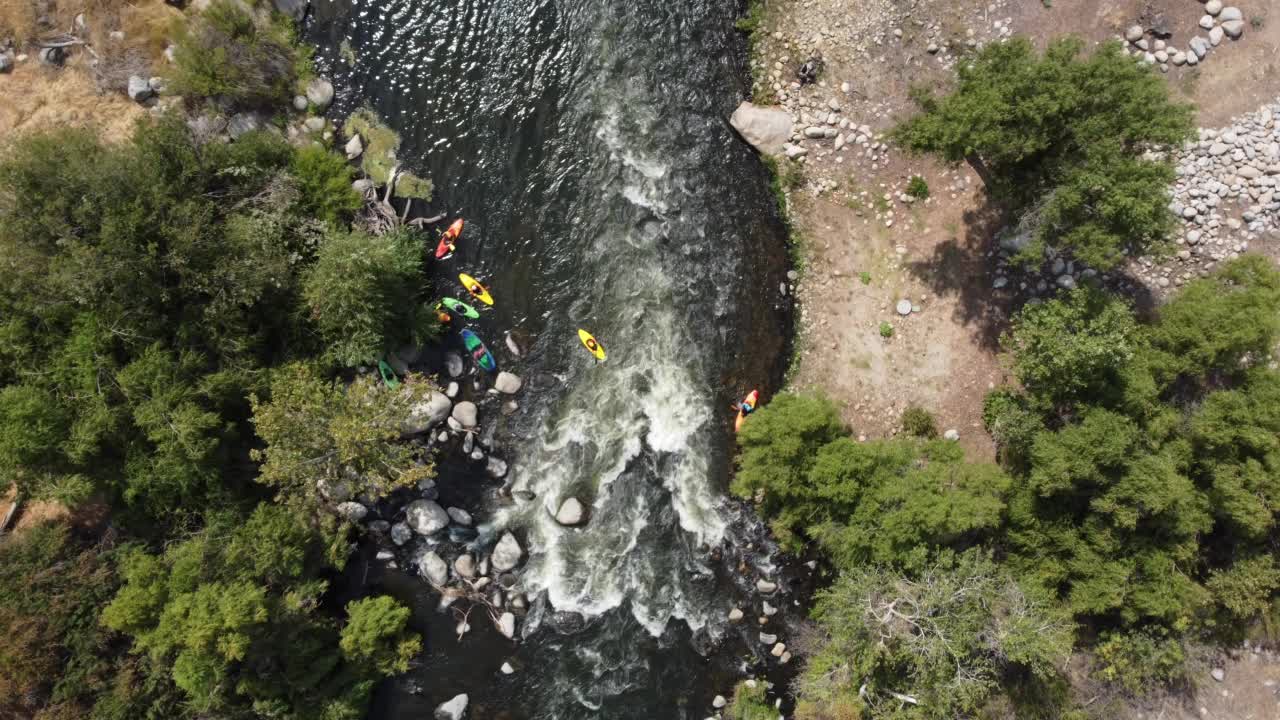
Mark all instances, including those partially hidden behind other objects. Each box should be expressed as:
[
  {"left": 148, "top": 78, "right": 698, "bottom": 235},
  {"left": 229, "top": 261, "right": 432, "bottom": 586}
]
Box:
[
  {"left": 378, "top": 360, "right": 401, "bottom": 389},
  {"left": 439, "top": 297, "right": 481, "bottom": 319}
]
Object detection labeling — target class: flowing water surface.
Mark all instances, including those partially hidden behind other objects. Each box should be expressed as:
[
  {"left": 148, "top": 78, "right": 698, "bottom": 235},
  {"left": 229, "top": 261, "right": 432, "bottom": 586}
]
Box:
[{"left": 307, "top": 1, "right": 792, "bottom": 716}]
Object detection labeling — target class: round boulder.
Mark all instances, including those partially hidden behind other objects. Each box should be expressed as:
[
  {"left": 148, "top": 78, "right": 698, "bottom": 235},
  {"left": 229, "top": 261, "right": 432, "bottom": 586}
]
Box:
[
  {"left": 451, "top": 401, "right": 478, "bottom": 428},
  {"left": 406, "top": 499, "right": 449, "bottom": 535},
  {"left": 434, "top": 694, "right": 468, "bottom": 720},
  {"left": 491, "top": 531, "right": 524, "bottom": 571},
  {"left": 335, "top": 501, "right": 368, "bottom": 523},
  {"left": 305, "top": 78, "right": 334, "bottom": 109},
  {"left": 555, "top": 497, "right": 586, "bottom": 526},
  {"left": 402, "top": 391, "right": 452, "bottom": 435},
  {"left": 417, "top": 550, "right": 448, "bottom": 585},
  {"left": 494, "top": 371, "right": 522, "bottom": 394}
]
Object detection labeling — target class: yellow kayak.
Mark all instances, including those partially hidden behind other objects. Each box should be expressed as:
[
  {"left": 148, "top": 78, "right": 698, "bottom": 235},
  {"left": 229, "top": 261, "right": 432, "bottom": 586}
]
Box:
[
  {"left": 459, "top": 273, "right": 494, "bottom": 306},
  {"left": 578, "top": 329, "right": 606, "bottom": 361}
]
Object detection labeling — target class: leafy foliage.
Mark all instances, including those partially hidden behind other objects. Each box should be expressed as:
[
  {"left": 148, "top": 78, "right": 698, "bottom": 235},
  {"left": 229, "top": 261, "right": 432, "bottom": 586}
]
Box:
[
  {"left": 290, "top": 145, "right": 363, "bottom": 225},
  {"left": 899, "top": 406, "right": 937, "bottom": 438},
  {"left": 893, "top": 37, "right": 1193, "bottom": 268},
  {"left": 166, "top": 0, "right": 301, "bottom": 107},
  {"left": 729, "top": 679, "right": 782, "bottom": 720},
  {"left": 303, "top": 227, "right": 439, "bottom": 367},
  {"left": 250, "top": 362, "right": 437, "bottom": 512},
  {"left": 797, "top": 551, "right": 1073, "bottom": 719},
  {"left": 102, "top": 504, "right": 418, "bottom": 718}
]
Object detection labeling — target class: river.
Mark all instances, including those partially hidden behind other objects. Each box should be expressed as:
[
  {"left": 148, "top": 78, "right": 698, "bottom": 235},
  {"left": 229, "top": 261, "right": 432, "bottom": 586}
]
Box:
[{"left": 306, "top": 1, "right": 793, "bottom": 717}]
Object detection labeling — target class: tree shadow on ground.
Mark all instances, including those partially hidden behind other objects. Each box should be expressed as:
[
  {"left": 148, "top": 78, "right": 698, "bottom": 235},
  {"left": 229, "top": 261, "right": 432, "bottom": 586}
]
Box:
[{"left": 905, "top": 195, "right": 1013, "bottom": 353}]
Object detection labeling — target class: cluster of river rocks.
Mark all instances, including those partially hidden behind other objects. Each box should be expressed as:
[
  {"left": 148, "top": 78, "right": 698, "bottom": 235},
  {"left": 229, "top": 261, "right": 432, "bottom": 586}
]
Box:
[{"left": 1119, "top": 1, "right": 1248, "bottom": 73}]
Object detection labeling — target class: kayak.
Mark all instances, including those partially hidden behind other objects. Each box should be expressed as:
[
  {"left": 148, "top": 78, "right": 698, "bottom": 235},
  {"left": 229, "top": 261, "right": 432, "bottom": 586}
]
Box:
[
  {"left": 435, "top": 219, "right": 464, "bottom": 259},
  {"left": 735, "top": 389, "right": 759, "bottom": 432},
  {"left": 439, "top": 297, "right": 480, "bottom": 319},
  {"left": 578, "top": 329, "right": 606, "bottom": 361},
  {"left": 459, "top": 273, "right": 494, "bottom": 306},
  {"left": 461, "top": 329, "right": 497, "bottom": 373},
  {"left": 378, "top": 359, "right": 401, "bottom": 390}
]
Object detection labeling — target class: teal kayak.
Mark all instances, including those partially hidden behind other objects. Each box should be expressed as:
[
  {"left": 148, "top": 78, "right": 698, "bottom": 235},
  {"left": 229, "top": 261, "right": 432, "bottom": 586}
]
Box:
[
  {"left": 461, "top": 329, "right": 496, "bottom": 373},
  {"left": 378, "top": 359, "right": 401, "bottom": 389},
  {"left": 440, "top": 297, "right": 481, "bottom": 319}
]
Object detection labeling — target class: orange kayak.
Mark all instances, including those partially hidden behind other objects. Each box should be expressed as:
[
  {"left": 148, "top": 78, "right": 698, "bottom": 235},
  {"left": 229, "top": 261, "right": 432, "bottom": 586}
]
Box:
[
  {"left": 735, "top": 390, "right": 759, "bottom": 432},
  {"left": 435, "top": 219, "right": 464, "bottom": 259}
]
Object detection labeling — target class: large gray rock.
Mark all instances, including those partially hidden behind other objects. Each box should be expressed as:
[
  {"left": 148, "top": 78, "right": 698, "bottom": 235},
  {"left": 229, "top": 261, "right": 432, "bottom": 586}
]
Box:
[
  {"left": 1209, "top": 25, "right": 1225, "bottom": 45},
  {"left": 729, "top": 101, "right": 794, "bottom": 156},
  {"left": 1221, "top": 19, "right": 1245, "bottom": 39},
  {"left": 451, "top": 401, "right": 478, "bottom": 428},
  {"left": 447, "top": 506, "right": 473, "bottom": 526},
  {"left": 390, "top": 522, "right": 412, "bottom": 545},
  {"left": 417, "top": 550, "right": 448, "bottom": 585},
  {"left": 1190, "top": 36, "right": 1210, "bottom": 58},
  {"left": 1124, "top": 24, "right": 1144, "bottom": 42},
  {"left": 491, "top": 531, "right": 523, "bottom": 571},
  {"left": 1218, "top": 6, "right": 1242, "bottom": 22},
  {"left": 555, "top": 497, "right": 585, "bottom": 526},
  {"left": 406, "top": 499, "right": 449, "bottom": 535},
  {"left": 335, "top": 501, "right": 368, "bottom": 522},
  {"left": 435, "top": 694, "right": 468, "bottom": 720},
  {"left": 403, "top": 391, "right": 452, "bottom": 435},
  {"left": 127, "top": 75, "right": 153, "bottom": 102},
  {"left": 494, "top": 371, "right": 522, "bottom": 394},
  {"left": 306, "top": 78, "right": 334, "bottom": 109}
]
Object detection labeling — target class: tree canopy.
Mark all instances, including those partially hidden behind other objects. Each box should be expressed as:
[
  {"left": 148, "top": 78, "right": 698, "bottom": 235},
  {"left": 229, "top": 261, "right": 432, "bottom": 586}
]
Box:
[{"left": 892, "top": 37, "right": 1194, "bottom": 269}]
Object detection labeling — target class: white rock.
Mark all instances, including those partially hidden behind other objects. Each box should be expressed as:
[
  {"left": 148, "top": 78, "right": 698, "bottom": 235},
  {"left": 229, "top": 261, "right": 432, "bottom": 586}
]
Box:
[
  {"left": 494, "top": 371, "right": 522, "bottom": 394},
  {"left": 771, "top": 642, "right": 787, "bottom": 657},
  {"left": 1211, "top": 667, "right": 1225, "bottom": 682},
  {"left": 406, "top": 500, "right": 450, "bottom": 535},
  {"left": 486, "top": 456, "right": 508, "bottom": 479},
  {"left": 756, "top": 579, "right": 778, "bottom": 593},
  {"left": 944, "top": 428, "right": 960, "bottom": 441},
  {"left": 496, "top": 611, "right": 516, "bottom": 639},
  {"left": 345, "top": 134, "right": 363, "bottom": 159},
  {"left": 555, "top": 497, "right": 586, "bottom": 526},
  {"left": 335, "top": 501, "right": 368, "bottom": 522},
  {"left": 452, "top": 401, "right": 478, "bottom": 428},
  {"left": 1205, "top": 0, "right": 1223, "bottom": 15},
  {"left": 1209, "top": 25, "right": 1224, "bottom": 45},
  {"left": 491, "top": 532, "right": 524, "bottom": 571},
  {"left": 728, "top": 608, "right": 745, "bottom": 622},
  {"left": 500, "top": 662, "right": 516, "bottom": 675},
  {"left": 391, "top": 522, "right": 412, "bottom": 545},
  {"left": 454, "top": 554, "right": 476, "bottom": 579},
  {"left": 127, "top": 75, "right": 154, "bottom": 102},
  {"left": 1221, "top": 19, "right": 1244, "bottom": 39},
  {"left": 306, "top": 78, "right": 335, "bottom": 109},
  {"left": 896, "top": 299, "right": 912, "bottom": 316},
  {"left": 759, "top": 632, "right": 778, "bottom": 645},
  {"left": 417, "top": 550, "right": 448, "bottom": 585},
  {"left": 403, "top": 392, "right": 452, "bottom": 434},
  {"left": 1199, "top": 15, "right": 1215, "bottom": 30},
  {"left": 447, "top": 507, "right": 473, "bottom": 526},
  {"left": 712, "top": 695, "right": 727, "bottom": 709},
  {"left": 1218, "top": 6, "right": 1242, "bottom": 22},
  {"left": 434, "top": 694, "right": 468, "bottom": 720},
  {"left": 1124, "top": 25, "right": 1143, "bottom": 42},
  {"left": 729, "top": 102, "right": 795, "bottom": 156}
]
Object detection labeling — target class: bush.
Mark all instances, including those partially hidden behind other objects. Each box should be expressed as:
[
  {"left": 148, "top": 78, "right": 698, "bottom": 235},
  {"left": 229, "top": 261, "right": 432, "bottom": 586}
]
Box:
[
  {"left": 879, "top": 321, "right": 893, "bottom": 338},
  {"left": 906, "top": 175, "right": 930, "bottom": 199},
  {"left": 166, "top": 0, "right": 301, "bottom": 107},
  {"left": 1093, "top": 628, "right": 1188, "bottom": 694},
  {"left": 893, "top": 37, "right": 1193, "bottom": 268},
  {"left": 303, "top": 227, "right": 437, "bottom": 367},
  {"left": 289, "top": 145, "right": 361, "bottom": 225},
  {"left": 728, "top": 680, "right": 776, "bottom": 720},
  {"left": 900, "top": 406, "right": 938, "bottom": 438}
]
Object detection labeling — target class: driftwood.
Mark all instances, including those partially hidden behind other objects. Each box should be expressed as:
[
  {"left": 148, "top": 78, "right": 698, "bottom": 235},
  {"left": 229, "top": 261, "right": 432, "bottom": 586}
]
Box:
[
  {"left": 0, "top": 491, "right": 22, "bottom": 536},
  {"left": 357, "top": 166, "right": 448, "bottom": 235}
]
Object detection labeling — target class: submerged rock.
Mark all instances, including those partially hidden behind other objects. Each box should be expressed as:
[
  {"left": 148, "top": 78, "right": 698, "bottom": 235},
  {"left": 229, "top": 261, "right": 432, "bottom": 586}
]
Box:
[
  {"left": 417, "top": 550, "right": 448, "bottom": 585},
  {"left": 390, "top": 522, "right": 412, "bottom": 545}
]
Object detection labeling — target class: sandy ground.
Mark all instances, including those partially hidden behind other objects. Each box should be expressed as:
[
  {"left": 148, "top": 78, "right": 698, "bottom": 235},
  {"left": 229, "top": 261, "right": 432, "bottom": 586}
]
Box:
[
  {"left": 0, "top": 57, "right": 148, "bottom": 141},
  {"left": 755, "top": 0, "right": 1280, "bottom": 461}
]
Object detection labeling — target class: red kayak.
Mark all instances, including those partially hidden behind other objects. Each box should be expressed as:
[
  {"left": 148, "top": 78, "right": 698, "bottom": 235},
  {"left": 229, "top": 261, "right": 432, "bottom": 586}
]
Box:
[{"left": 435, "top": 219, "right": 464, "bottom": 259}]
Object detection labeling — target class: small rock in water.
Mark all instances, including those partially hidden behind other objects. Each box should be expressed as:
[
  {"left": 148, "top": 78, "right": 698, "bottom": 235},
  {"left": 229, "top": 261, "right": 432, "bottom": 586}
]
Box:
[
  {"left": 728, "top": 608, "right": 744, "bottom": 622},
  {"left": 447, "top": 507, "right": 473, "bottom": 526},
  {"left": 497, "top": 611, "right": 516, "bottom": 639},
  {"left": 434, "top": 693, "right": 468, "bottom": 720},
  {"left": 455, "top": 556, "right": 478, "bottom": 580},
  {"left": 763, "top": 601, "right": 777, "bottom": 617},
  {"left": 462, "top": 432, "right": 474, "bottom": 454},
  {"left": 771, "top": 642, "right": 787, "bottom": 657},
  {"left": 306, "top": 78, "right": 335, "bottom": 109},
  {"left": 470, "top": 448, "right": 485, "bottom": 461},
  {"left": 391, "top": 522, "right": 412, "bottom": 546},
  {"left": 406, "top": 499, "right": 449, "bottom": 535},
  {"left": 896, "top": 299, "right": 912, "bottom": 316},
  {"left": 375, "top": 550, "right": 394, "bottom": 561},
  {"left": 445, "top": 353, "right": 464, "bottom": 378},
  {"left": 452, "top": 401, "right": 478, "bottom": 428},
  {"left": 417, "top": 550, "right": 448, "bottom": 585},
  {"left": 505, "top": 332, "right": 522, "bottom": 357},
  {"left": 759, "top": 632, "right": 778, "bottom": 645},
  {"left": 712, "top": 695, "right": 727, "bottom": 709},
  {"left": 556, "top": 497, "right": 586, "bottom": 526},
  {"left": 756, "top": 579, "right": 778, "bottom": 594},
  {"left": 487, "top": 456, "right": 509, "bottom": 478},
  {"left": 495, "top": 371, "right": 522, "bottom": 394},
  {"left": 501, "top": 661, "right": 516, "bottom": 675}
]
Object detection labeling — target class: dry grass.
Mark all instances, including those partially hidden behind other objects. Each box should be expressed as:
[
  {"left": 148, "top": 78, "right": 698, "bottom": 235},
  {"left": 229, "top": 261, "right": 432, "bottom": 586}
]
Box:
[{"left": 0, "top": 60, "right": 146, "bottom": 140}]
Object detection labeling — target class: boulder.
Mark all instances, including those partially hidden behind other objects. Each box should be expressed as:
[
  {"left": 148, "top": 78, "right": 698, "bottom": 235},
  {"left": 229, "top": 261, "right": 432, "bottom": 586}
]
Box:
[
  {"left": 486, "top": 456, "right": 508, "bottom": 478},
  {"left": 1218, "top": 6, "right": 1242, "bottom": 22},
  {"left": 434, "top": 694, "right": 468, "bottom": 720},
  {"left": 447, "top": 507, "right": 473, "bottom": 526},
  {"left": 345, "top": 133, "right": 363, "bottom": 159},
  {"left": 390, "top": 522, "right": 412, "bottom": 545},
  {"left": 417, "top": 550, "right": 448, "bottom": 585},
  {"left": 293, "top": 94, "right": 309, "bottom": 111},
  {"left": 1123, "top": 25, "right": 1143, "bottom": 42},
  {"left": 729, "top": 101, "right": 794, "bottom": 156},
  {"left": 555, "top": 497, "right": 585, "bottom": 526},
  {"left": 451, "top": 401, "right": 478, "bottom": 428},
  {"left": 756, "top": 579, "right": 778, "bottom": 594},
  {"left": 444, "top": 352, "right": 464, "bottom": 378},
  {"left": 1190, "top": 36, "right": 1210, "bottom": 59},
  {"left": 1221, "top": 19, "right": 1244, "bottom": 39},
  {"left": 491, "top": 532, "right": 523, "bottom": 571},
  {"left": 306, "top": 78, "right": 334, "bottom": 109},
  {"left": 127, "top": 75, "right": 153, "bottom": 102},
  {"left": 1205, "top": 0, "right": 1223, "bottom": 15},
  {"left": 403, "top": 392, "right": 452, "bottom": 435},
  {"left": 713, "top": 695, "right": 727, "bottom": 709},
  {"left": 228, "top": 112, "right": 264, "bottom": 139},
  {"left": 1209, "top": 25, "right": 1224, "bottom": 45},
  {"left": 406, "top": 499, "right": 449, "bottom": 535},
  {"left": 728, "top": 608, "right": 744, "bottom": 622},
  {"left": 335, "top": 501, "right": 368, "bottom": 522},
  {"left": 494, "top": 371, "right": 522, "bottom": 394},
  {"left": 496, "top": 611, "right": 516, "bottom": 639}
]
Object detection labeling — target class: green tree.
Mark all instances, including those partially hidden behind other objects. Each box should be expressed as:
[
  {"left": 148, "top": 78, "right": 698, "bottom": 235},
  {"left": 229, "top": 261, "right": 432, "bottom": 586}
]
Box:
[
  {"left": 290, "top": 145, "right": 363, "bottom": 225},
  {"left": 893, "top": 37, "right": 1193, "bottom": 268},
  {"left": 250, "top": 363, "right": 437, "bottom": 512},
  {"left": 303, "top": 227, "right": 438, "bottom": 367},
  {"left": 166, "top": 0, "right": 302, "bottom": 107},
  {"left": 797, "top": 550, "right": 1074, "bottom": 720},
  {"left": 340, "top": 596, "right": 421, "bottom": 675}
]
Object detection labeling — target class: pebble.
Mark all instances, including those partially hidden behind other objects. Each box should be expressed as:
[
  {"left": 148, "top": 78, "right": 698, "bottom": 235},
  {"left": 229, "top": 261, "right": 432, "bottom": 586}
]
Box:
[
  {"left": 756, "top": 579, "right": 778, "bottom": 594},
  {"left": 895, "top": 299, "right": 912, "bottom": 316}
]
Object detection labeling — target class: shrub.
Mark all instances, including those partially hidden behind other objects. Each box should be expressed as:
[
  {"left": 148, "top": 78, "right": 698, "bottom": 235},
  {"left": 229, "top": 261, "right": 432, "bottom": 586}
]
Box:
[
  {"left": 728, "top": 680, "right": 776, "bottom": 720},
  {"left": 879, "top": 321, "right": 893, "bottom": 338},
  {"left": 166, "top": 0, "right": 300, "bottom": 107},
  {"left": 289, "top": 145, "right": 361, "bottom": 225},
  {"left": 900, "top": 405, "right": 938, "bottom": 438},
  {"left": 906, "top": 175, "right": 930, "bottom": 199},
  {"left": 1093, "top": 628, "right": 1188, "bottom": 694},
  {"left": 858, "top": 270, "right": 871, "bottom": 285}
]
